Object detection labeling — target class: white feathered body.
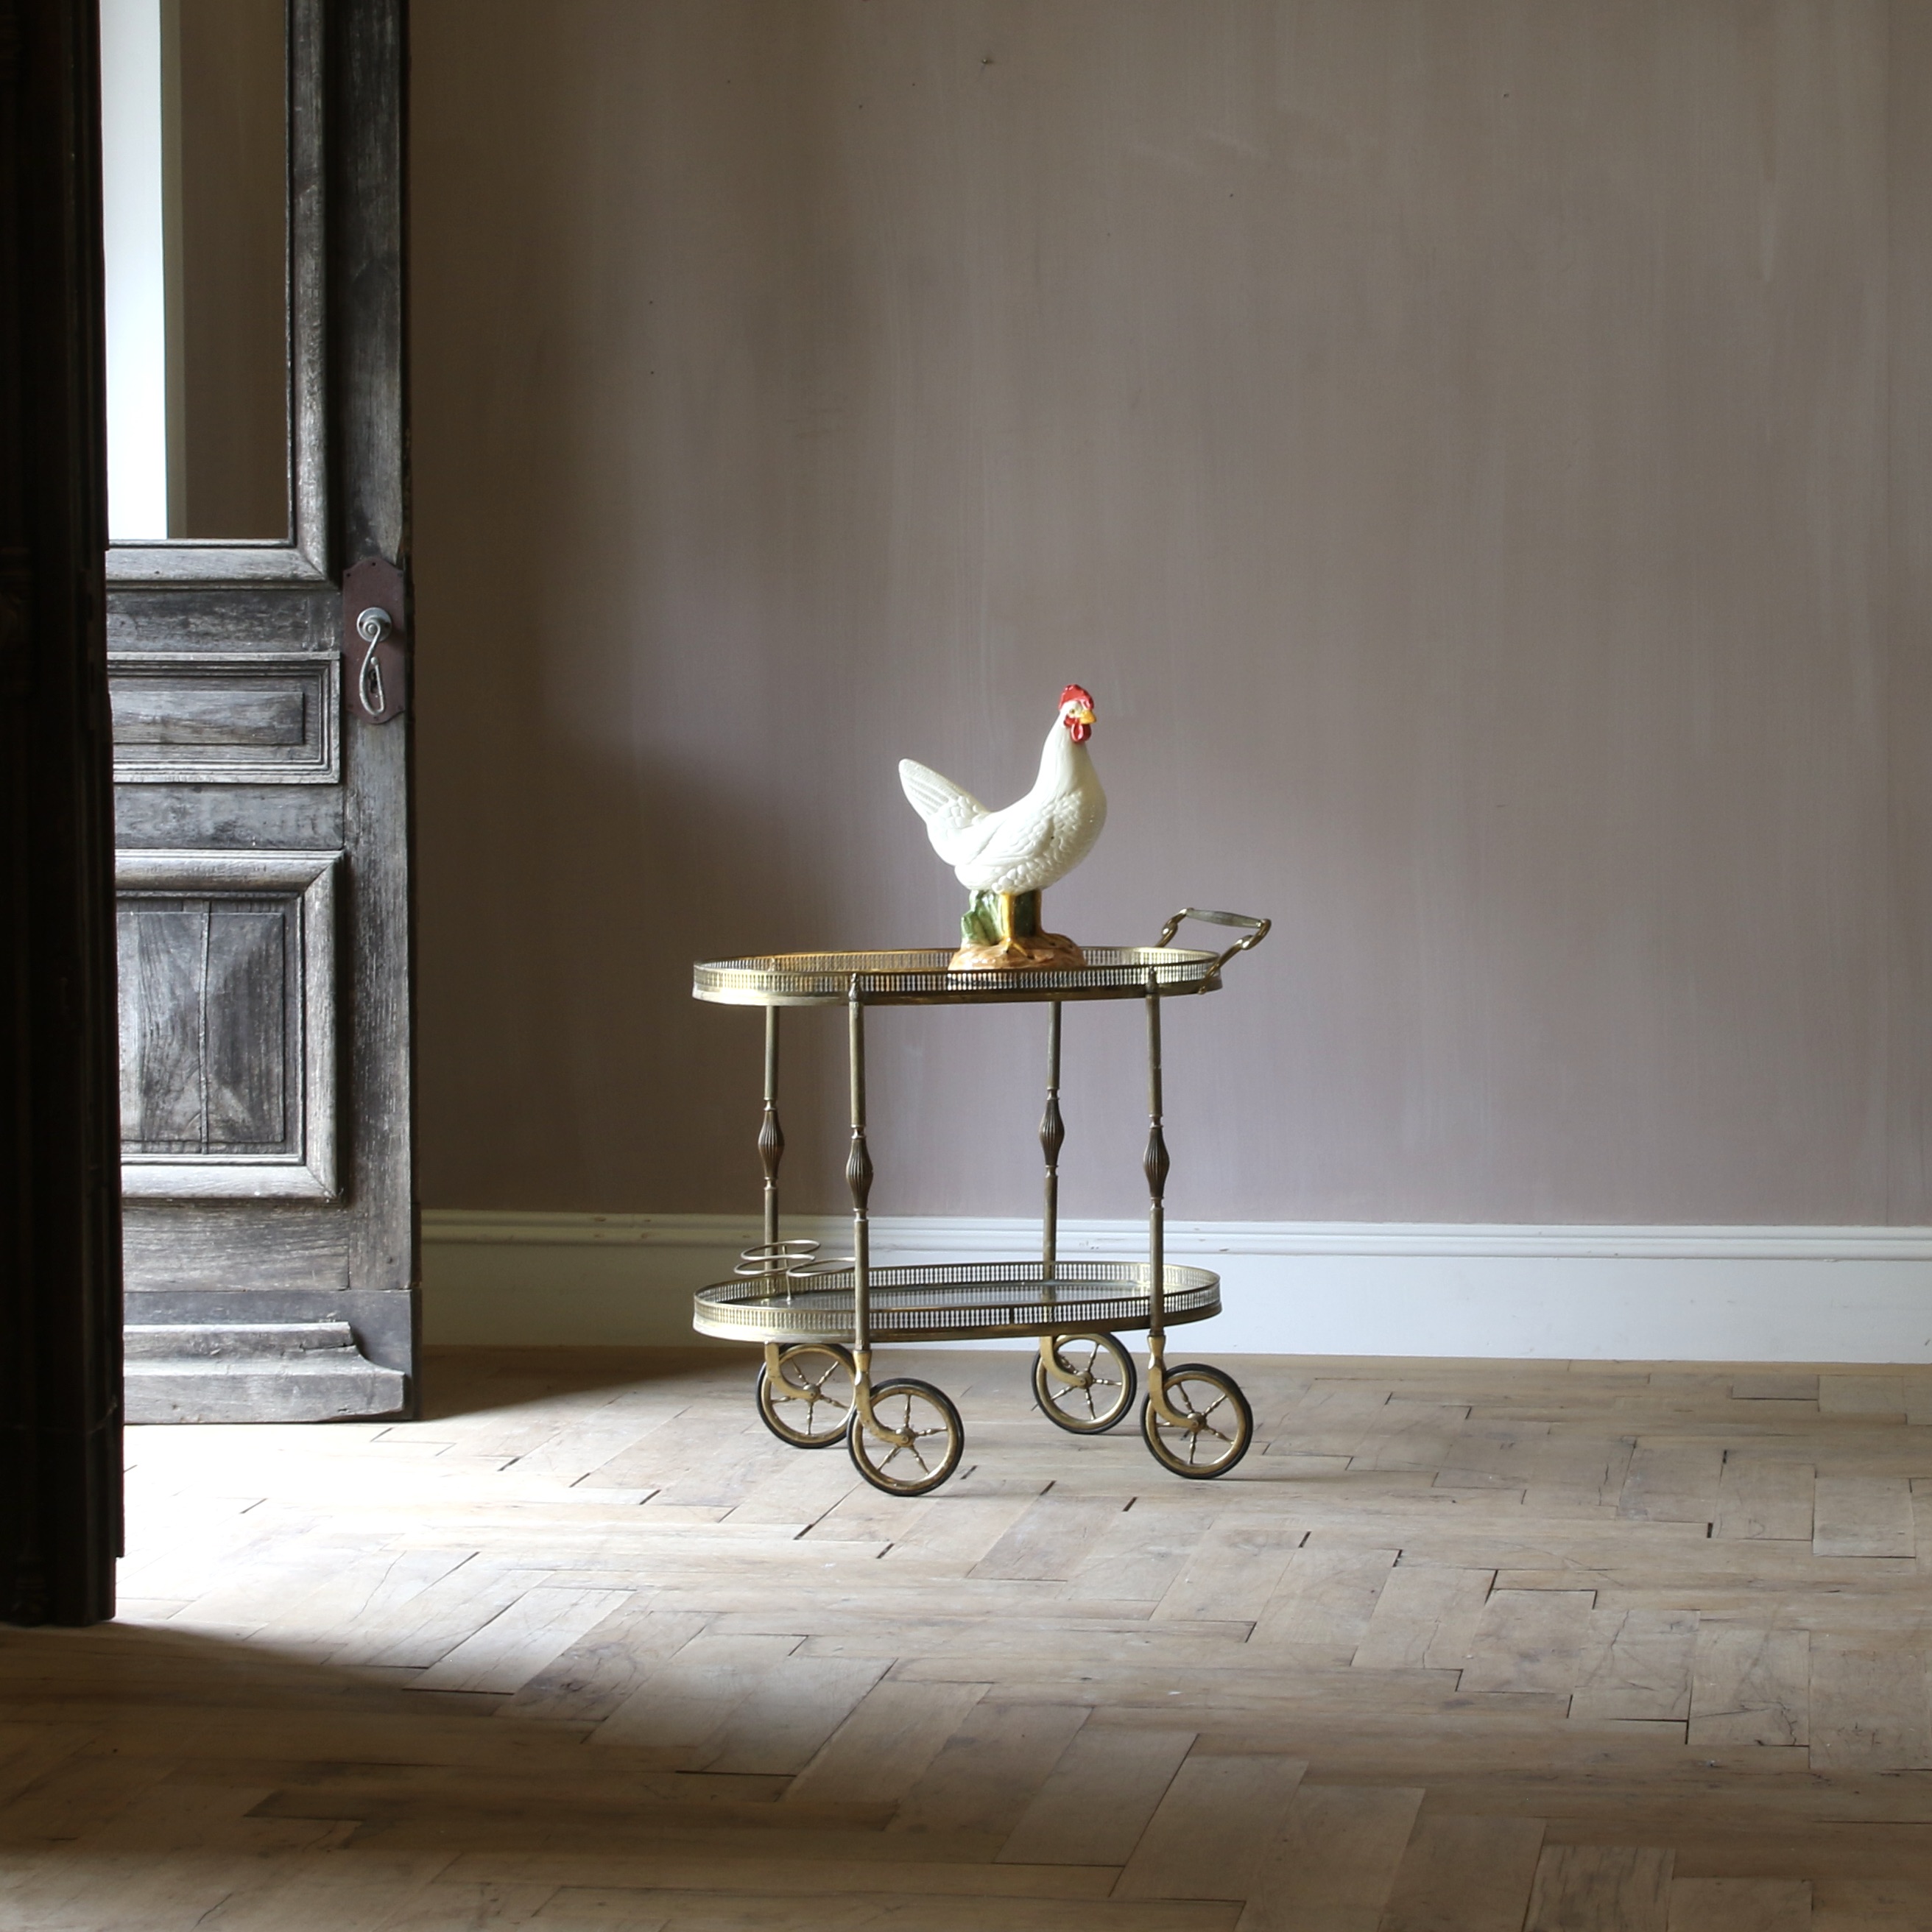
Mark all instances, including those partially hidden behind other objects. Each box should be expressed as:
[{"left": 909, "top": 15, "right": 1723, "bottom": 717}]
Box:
[{"left": 899, "top": 716, "right": 1107, "bottom": 895}]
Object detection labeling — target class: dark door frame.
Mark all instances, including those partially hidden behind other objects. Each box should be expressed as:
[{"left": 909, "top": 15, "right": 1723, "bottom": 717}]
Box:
[{"left": 1, "top": 0, "right": 125, "bottom": 1627}]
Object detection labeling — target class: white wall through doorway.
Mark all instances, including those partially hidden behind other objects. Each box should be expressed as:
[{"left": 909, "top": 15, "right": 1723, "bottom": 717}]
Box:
[{"left": 99, "top": 0, "right": 172, "bottom": 539}]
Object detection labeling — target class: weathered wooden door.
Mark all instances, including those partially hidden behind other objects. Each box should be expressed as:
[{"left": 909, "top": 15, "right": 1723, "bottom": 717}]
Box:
[{"left": 105, "top": 0, "right": 413, "bottom": 1421}]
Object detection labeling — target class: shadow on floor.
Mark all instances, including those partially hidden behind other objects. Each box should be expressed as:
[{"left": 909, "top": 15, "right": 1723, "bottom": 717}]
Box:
[{"left": 418, "top": 1342, "right": 761, "bottom": 1422}]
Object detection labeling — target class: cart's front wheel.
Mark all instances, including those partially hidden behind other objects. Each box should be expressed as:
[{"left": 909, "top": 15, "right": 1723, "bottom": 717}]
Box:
[
  {"left": 1140, "top": 1364, "right": 1253, "bottom": 1478},
  {"left": 848, "top": 1378, "right": 963, "bottom": 1495},
  {"left": 755, "top": 1344, "right": 856, "bottom": 1448},
  {"left": 1032, "top": 1333, "right": 1138, "bottom": 1434}
]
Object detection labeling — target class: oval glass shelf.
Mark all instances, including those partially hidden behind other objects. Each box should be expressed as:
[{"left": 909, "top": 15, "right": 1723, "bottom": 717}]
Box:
[
  {"left": 691, "top": 945, "right": 1226, "bottom": 1008},
  {"left": 692, "top": 1259, "right": 1222, "bottom": 1344}
]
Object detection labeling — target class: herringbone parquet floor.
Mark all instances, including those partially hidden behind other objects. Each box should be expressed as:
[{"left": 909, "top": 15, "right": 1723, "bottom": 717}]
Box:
[{"left": 7, "top": 1345, "right": 1932, "bottom": 1929}]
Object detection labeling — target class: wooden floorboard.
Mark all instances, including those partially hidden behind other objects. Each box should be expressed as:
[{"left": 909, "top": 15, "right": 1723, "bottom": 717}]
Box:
[{"left": 6, "top": 1346, "right": 1932, "bottom": 1926}]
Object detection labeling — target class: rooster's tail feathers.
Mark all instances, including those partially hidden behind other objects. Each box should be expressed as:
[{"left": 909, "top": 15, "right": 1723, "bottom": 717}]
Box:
[{"left": 898, "top": 758, "right": 985, "bottom": 833}]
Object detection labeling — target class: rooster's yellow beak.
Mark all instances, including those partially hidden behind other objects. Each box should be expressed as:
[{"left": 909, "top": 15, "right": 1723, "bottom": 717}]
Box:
[{"left": 1071, "top": 704, "right": 1095, "bottom": 726}]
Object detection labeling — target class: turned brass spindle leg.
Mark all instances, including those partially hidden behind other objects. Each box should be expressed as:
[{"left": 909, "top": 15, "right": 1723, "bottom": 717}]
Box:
[
  {"left": 758, "top": 1006, "right": 783, "bottom": 1252},
  {"left": 1143, "top": 972, "right": 1173, "bottom": 1409},
  {"left": 1037, "top": 1001, "right": 1067, "bottom": 1383},
  {"left": 846, "top": 981, "right": 877, "bottom": 1424},
  {"left": 1040, "top": 1002, "right": 1063, "bottom": 1282}
]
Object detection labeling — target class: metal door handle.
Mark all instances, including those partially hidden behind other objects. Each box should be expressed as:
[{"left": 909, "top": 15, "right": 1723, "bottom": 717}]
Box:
[{"left": 355, "top": 607, "right": 391, "bottom": 719}]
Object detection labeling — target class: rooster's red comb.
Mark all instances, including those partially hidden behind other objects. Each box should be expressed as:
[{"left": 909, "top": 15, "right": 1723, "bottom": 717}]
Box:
[{"left": 1060, "top": 684, "right": 1095, "bottom": 710}]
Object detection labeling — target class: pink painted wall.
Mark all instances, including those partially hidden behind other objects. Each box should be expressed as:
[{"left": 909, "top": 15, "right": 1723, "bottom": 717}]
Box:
[{"left": 410, "top": 1, "right": 1932, "bottom": 1225}]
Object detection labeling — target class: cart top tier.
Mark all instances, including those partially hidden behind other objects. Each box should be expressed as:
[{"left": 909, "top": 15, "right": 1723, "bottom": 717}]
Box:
[{"left": 691, "top": 945, "right": 1227, "bottom": 1007}]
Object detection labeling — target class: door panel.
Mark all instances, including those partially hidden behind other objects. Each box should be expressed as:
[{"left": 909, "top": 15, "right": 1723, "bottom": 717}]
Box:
[
  {"left": 121, "top": 900, "right": 288, "bottom": 1152},
  {"left": 109, "top": 652, "right": 340, "bottom": 782},
  {"left": 119, "top": 786, "right": 346, "bottom": 850},
  {"left": 119, "top": 1216, "right": 349, "bottom": 1292},
  {"left": 104, "top": 0, "right": 411, "bottom": 1420},
  {"left": 116, "top": 850, "right": 338, "bottom": 1197}
]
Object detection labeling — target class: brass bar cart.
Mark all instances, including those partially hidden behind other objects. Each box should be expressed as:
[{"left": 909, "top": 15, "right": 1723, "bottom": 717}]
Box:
[{"left": 690, "top": 909, "right": 1269, "bottom": 1495}]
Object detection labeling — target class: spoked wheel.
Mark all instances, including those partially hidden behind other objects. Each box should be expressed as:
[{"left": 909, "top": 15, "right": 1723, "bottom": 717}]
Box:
[
  {"left": 847, "top": 1378, "right": 964, "bottom": 1495},
  {"left": 1032, "top": 1332, "right": 1138, "bottom": 1434},
  {"left": 755, "top": 1344, "right": 856, "bottom": 1448},
  {"left": 1140, "top": 1363, "right": 1253, "bottom": 1478}
]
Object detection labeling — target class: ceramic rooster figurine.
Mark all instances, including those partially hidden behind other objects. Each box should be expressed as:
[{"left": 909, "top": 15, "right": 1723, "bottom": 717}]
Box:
[{"left": 900, "top": 685, "right": 1107, "bottom": 970}]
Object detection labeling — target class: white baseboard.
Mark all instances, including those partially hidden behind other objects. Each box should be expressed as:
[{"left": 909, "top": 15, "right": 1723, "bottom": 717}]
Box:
[{"left": 420, "top": 1210, "right": 1932, "bottom": 1364}]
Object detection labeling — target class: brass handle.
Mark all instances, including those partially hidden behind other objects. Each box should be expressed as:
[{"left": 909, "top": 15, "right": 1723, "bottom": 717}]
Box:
[{"left": 1155, "top": 906, "right": 1272, "bottom": 975}]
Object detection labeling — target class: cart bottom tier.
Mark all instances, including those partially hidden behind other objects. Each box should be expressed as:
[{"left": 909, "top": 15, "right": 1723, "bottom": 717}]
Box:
[{"left": 692, "top": 1259, "right": 1221, "bottom": 1345}]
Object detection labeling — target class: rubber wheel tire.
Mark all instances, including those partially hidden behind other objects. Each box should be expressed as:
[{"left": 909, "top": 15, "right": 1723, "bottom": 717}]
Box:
[
  {"left": 847, "top": 1378, "right": 965, "bottom": 1495},
  {"left": 1140, "top": 1362, "right": 1253, "bottom": 1478},
  {"left": 1031, "top": 1333, "right": 1138, "bottom": 1434},
  {"left": 755, "top": 1344, "right": 856, "bottom": 1448}
]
